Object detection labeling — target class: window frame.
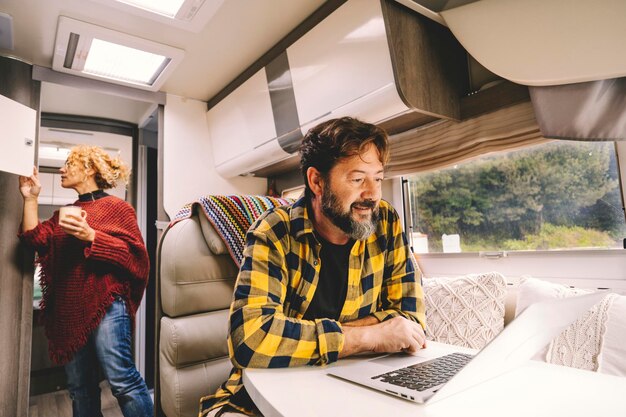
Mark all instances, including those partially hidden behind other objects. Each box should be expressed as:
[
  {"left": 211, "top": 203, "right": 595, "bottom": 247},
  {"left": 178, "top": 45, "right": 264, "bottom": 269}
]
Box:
[{"left": 399, "top": 141, "right": 626, "bottom": 291}]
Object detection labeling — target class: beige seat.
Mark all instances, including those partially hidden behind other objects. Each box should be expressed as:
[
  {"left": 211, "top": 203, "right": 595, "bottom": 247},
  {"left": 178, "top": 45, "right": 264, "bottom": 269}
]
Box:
[{"left": 156, "top": 208, "right": 239, "bottom": 417}]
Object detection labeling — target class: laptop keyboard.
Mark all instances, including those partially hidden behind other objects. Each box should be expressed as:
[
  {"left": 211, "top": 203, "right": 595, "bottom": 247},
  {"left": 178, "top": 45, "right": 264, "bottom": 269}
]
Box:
[{"left": 371, "top": 352, "right": 474, "bottom": 392}]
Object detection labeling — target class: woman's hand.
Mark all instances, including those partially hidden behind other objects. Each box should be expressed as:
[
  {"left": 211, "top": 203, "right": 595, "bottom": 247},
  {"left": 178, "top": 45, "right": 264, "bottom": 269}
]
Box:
[
  {"left": 59, "top": 211, "right": 96, "bottom": 242},
  {"left": 19, "top": 166, "right": 41, "bottom": 200}
]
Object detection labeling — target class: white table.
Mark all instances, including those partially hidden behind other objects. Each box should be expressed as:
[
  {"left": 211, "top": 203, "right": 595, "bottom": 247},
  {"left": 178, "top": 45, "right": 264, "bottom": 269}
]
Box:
[{"left": 243, "top": 342, "right": 626, "bottom": 417}]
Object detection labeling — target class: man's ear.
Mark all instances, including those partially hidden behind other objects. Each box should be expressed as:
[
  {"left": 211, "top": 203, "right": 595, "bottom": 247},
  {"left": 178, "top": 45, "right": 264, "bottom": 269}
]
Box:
[{"left": 306, "top": 167, "right": 324, "bottom": 198}]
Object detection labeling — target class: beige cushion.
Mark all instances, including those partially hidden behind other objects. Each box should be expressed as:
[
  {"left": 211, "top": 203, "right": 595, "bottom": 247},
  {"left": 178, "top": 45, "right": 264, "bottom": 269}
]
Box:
[
  {"left": 423, "top": 272, "right": 507, "bottom": 349},
  {"left": 515, "top": 277, "right": 626, "bottom": 376},
  {"left": 160, "top": 216, "right": 238, "bottom": 317},
  {"left": 160, "top": 311, "right": 230, "bottom": 367},
  {"left": 160, "top": 310, "right": 232, "bottom": 417},
  {"left": 198, "top": 209, "right": 229, "bottom": 255},
  {"left": 159, "top": 211, "right": 242, "bottom": 417},
  {"left": 160, "top": 358, "right": 232, "bottom": 417}
]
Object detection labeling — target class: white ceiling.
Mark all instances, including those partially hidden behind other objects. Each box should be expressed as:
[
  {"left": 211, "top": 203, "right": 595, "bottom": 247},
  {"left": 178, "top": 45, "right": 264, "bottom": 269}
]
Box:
[
  {"left": 0, "top": 0, "right": 325, "bottom": 122},
  {"left": 5, "top": 0, "right": 625, "bottom": 127}
]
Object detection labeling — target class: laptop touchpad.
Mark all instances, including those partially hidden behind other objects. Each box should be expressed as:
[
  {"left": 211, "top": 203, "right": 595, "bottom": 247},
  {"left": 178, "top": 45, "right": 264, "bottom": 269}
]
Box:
[{"left": 371, "top": 353, "right": 425, "bottom": 369}]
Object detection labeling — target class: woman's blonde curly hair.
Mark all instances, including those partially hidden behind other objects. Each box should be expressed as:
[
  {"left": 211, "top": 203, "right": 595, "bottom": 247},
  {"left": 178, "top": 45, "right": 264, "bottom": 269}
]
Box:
[{"left": 67, "top": 145, "right": 130, "bottom": 190}]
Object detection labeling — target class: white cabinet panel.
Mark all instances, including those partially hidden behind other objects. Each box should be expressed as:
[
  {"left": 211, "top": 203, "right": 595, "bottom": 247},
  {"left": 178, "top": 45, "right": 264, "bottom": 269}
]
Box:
[
  {"left": 298, "top": 83, "right": 411, "bottom": 136},
  {"left": 214, "top": 137, "right": 289, "bottom": 178},
  {"left": 0, "top": 94, "right": 36, "bottom": 176},
  {"left": 207, "top": 68, "right": 276, "bottom": 167},
  {"left": 287, "top": 0, "right": 398, "bottom": 126}
]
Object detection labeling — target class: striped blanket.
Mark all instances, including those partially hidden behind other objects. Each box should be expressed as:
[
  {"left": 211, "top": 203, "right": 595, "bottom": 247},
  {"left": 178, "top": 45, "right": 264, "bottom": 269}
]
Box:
[{"left": 170, "top": 195, "right": 294, "bottom": 267}]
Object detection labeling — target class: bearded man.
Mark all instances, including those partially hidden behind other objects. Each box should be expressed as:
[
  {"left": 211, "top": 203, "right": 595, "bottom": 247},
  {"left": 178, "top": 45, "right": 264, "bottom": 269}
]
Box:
[{"left": 201, "top": 117, "right": 426, "bottom": 417}]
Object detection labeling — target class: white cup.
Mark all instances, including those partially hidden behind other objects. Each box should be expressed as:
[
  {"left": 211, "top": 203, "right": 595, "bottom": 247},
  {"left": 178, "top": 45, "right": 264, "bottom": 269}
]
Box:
[{"left": 59, "top": 205, "right": 85, "bottom": 222}]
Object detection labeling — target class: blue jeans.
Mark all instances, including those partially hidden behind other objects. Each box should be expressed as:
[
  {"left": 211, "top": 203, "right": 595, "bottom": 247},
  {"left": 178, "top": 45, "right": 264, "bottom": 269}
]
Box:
[{"left": 65, "top": 296, "right": 153, "bottom": 417}]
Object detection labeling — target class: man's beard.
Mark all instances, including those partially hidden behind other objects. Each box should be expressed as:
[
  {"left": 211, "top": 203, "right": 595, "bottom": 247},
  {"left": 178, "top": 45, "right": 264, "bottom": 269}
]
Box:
[{"left": 321, "top": 183, "right": 379, "bottom": 241}]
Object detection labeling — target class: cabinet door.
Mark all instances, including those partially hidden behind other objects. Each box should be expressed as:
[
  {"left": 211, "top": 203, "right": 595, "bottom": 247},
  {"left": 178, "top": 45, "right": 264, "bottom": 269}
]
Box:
[
  {"left": 0, "top": 93, "right": 36, "bottom": 176},
  {"left": 207, "top": 68, "right": 276, "bottom": 167},
  {"left": 287, "top": 0, "right": 396, "bottom": 126}
]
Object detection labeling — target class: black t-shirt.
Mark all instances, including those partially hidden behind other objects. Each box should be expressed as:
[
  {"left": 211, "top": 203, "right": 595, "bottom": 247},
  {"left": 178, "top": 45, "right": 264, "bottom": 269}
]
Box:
[{"left": 302, "top": 234, "right": 354, "bottom": 321}]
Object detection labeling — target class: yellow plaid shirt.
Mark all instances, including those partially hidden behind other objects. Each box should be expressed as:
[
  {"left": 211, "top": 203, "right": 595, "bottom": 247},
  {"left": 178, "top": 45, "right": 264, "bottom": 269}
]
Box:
[{"left": 200, "top": 197, "right": 425, "bottom": 415}]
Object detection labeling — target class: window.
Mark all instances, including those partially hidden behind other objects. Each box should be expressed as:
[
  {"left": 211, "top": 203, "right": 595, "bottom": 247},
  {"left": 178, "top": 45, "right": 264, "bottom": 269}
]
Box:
[{"left": 406, "top": 141, "right": 626, "bottom": 253}]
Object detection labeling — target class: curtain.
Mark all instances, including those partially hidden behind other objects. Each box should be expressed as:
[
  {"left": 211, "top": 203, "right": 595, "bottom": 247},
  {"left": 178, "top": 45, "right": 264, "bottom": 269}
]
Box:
[
  {"left": 386, "top": 101, "right": 548, "bottom": 177},
  {"left": 530, "top": 77, "right": 626, "bottom": 141}
]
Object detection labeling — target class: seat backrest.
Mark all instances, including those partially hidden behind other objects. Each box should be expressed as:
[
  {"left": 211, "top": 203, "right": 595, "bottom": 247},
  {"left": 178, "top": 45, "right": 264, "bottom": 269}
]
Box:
[{"left": 156, "top": 210, "right": 239, "bottom": 417}]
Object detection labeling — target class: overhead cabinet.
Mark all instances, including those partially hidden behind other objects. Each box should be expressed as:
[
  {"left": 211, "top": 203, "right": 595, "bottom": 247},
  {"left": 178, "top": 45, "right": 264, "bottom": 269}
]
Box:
[
  {"left": 287, "top": 0, "right": 409, "bottom": 135},
  {"left": 208, "top": 69, "right": 289, "bottom": 177},
  {"left": 288, "top": 0, "right": 465, "bottom": 136},
  {"left": 207, "top": 0, "right": 467, "bottom": 178}
]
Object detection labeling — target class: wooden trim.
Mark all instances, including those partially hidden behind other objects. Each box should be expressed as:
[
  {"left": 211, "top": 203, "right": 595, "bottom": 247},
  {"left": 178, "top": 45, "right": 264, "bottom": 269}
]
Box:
[
  {"left": 460, "top": 81, "right": 530, "bottom": 120},
  {"left": 381, "top": 0, "right": 468, "bottom": 121},
  {"left": 206, "top": 0, "right": 347, "bottom": 110},
  {"left": 379, "top": 111, "right": 437, "bottom": 136}
]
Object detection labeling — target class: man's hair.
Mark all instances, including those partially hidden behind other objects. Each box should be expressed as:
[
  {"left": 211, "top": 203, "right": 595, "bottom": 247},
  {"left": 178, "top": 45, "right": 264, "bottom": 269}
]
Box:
[{"left": 299, "top": 117, "right": 389, "bottom": 199}]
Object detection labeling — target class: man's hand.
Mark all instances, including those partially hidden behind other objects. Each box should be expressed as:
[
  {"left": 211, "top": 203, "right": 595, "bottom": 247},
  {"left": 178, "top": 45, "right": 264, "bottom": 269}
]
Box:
[
  {"left": 340, "top": 316, "right": 426, "bottom": 358},
  {"left": 369, "top": 316, "right": 426, "bottom": 353}
]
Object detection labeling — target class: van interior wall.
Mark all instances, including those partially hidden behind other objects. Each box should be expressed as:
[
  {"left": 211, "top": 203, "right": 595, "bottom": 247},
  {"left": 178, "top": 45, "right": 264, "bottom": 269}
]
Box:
[
  {"left": 163, "top": 95, "right": 267, "bottom": 217},
  {"left": 273, "top": 169, "right": 302, "bottom": 197},
  {"left": 0, "top": 56, "right": 39, "bottom": 417}
]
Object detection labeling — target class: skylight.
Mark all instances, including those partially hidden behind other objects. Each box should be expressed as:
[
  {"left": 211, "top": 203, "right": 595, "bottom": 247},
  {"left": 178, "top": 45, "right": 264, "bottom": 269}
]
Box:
[
  {"left": 115, "top": 0, "right": 187, "bottom": 18},
  {"left": 52, "top": 16, "right": 184, "bottom": 91},
  {"left": 89, "top": 0, "right": 222, "bottom": 31},
  {"left": 84, "top": 39, "right": 170, "bottom": 86}
]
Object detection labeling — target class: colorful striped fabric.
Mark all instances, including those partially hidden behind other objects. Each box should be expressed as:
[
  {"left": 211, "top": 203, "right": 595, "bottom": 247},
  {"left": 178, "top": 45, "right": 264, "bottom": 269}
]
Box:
[{"left": 170, "top": 195, "right": 294, "bottom": 267}]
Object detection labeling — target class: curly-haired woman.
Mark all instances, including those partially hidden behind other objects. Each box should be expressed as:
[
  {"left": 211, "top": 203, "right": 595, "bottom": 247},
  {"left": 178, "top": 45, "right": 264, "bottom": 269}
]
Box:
[{"left": 18, "top": 145, "right": 152, "bottom": 417}]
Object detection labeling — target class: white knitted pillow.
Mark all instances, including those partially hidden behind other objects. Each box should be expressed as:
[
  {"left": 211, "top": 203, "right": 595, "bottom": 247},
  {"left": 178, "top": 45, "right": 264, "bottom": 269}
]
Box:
[
  {"left": 423, "top": 272, "right": 507, "bottom": 349},
  {"left": 515, "top": 277, "right": 626, "bottom": 376}
]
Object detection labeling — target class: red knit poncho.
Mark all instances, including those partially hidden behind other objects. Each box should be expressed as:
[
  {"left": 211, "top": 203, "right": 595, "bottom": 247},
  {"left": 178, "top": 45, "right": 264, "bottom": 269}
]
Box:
[{"left": 19, "top": 196, "right": 149, "bottom": 364}]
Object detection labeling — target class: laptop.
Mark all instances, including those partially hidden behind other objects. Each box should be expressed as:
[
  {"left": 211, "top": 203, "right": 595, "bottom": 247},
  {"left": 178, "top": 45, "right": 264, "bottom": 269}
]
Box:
[{"left": 327, "top": 291, "right": 605, "bottom": 404}]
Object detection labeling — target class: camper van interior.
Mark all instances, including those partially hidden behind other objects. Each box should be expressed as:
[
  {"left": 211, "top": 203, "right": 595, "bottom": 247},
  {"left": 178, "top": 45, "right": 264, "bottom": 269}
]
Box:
[{"left": 1, "top": 0, "right": 625, "bottom": 416}]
